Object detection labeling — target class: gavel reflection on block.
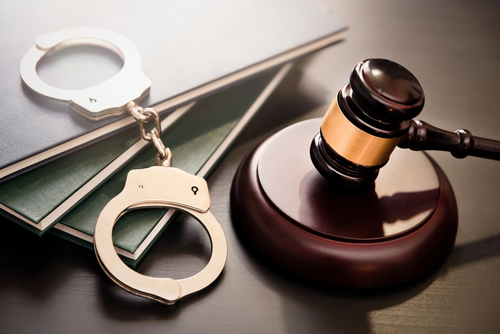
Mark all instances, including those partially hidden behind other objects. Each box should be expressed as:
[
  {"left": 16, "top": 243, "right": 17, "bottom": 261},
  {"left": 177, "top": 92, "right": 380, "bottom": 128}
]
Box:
[{"left": 230, "top": 59, "right": 500, "bottom": 288}]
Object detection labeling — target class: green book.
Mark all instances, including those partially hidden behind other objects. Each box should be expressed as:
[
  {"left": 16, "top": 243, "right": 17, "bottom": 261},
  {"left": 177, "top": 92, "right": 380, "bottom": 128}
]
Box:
[
  {"left": 0, "top": 108, "right": 189, "bottom": 234},
  {"left": 0, "top": 65, "right": 291, "bottom": 266}
]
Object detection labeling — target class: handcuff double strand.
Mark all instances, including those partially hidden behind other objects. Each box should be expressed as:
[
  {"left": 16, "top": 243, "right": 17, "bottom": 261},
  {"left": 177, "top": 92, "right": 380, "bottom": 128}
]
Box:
[{"left": 20, "top": 27, "right": 228, "bottom": 305}]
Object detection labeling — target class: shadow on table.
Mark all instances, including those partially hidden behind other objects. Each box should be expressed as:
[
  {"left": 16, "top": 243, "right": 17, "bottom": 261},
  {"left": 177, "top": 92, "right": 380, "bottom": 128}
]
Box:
[{"left": 232, "top": 218, "right": 500, "bottom": 333}]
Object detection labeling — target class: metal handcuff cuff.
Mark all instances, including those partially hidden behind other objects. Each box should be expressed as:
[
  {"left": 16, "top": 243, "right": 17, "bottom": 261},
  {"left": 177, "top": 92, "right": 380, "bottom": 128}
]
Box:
[{"left": 20, "top": 27, "right": 227, "bottom": 305}]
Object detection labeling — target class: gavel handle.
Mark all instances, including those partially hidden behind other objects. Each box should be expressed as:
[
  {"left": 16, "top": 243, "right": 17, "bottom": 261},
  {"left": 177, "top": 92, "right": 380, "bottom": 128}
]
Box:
[{"left": 398, "top": 120, "right": 500, "bottom": 161}]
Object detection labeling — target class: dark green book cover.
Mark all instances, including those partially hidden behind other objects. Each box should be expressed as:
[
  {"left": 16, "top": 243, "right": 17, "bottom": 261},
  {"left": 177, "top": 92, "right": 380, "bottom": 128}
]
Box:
[{"left": 0, "top": 110, "right": 188, "bottom": 234}]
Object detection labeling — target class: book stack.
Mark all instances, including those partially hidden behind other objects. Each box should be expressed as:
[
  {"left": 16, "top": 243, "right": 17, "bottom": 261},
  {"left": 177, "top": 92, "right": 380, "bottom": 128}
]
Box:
[{"left": 0, "top": 0, "right": 346, "bottom": 266}]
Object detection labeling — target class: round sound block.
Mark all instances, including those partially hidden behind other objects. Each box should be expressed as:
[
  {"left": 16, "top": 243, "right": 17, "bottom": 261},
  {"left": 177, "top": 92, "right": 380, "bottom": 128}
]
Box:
[{"left": 230, "top": 118, "right": 458, "bottom": 288}]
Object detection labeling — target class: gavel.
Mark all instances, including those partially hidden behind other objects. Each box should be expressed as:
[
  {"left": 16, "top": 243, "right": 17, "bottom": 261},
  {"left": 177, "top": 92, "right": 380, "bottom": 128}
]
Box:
[
  {"left": 231, "top": 58, "right": 500, "bottom": 287},
  {"left": 310, "top": 58, "right": 500, "bottom": 189}
]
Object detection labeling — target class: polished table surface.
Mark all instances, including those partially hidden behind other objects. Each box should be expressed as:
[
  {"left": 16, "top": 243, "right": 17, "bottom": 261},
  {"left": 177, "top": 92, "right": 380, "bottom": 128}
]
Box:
[{"left": 1, "top": 0, "right": 500, "bottom": 333}]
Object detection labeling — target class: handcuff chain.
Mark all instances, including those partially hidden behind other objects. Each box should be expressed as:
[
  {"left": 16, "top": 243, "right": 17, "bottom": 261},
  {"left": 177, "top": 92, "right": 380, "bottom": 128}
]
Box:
[{"left": 126, "top": 101, "right": 172, "bottom": 167}]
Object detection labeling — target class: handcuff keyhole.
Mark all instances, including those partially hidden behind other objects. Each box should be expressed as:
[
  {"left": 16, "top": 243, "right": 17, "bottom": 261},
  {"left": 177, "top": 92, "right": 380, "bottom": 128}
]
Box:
[
  {"left": 139, "top": 185, "right": 144, "bottom": 189},
  {"left": 89, "top": 98, "right": 97, "bottom": 103},
  {"left": 191, "top": 186, "right": 198, "bottom": 195}
]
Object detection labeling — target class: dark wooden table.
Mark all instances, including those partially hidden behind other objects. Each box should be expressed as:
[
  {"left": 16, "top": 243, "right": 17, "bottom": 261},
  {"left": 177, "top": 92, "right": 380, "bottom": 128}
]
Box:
[{"left": 1, "top": 1, "right": 500, "bottom": 333}]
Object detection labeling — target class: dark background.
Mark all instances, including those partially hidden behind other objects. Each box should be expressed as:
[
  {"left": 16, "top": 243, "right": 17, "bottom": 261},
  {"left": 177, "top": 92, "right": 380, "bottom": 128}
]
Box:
[{"left": 1, "top": 0, "right": 500, "bottom": 333}]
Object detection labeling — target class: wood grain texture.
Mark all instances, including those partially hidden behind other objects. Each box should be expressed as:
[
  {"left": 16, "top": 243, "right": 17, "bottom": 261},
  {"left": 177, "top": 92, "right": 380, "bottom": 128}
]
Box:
[{"left": 1, "top": 0, "right": 500, "bottom": 333}]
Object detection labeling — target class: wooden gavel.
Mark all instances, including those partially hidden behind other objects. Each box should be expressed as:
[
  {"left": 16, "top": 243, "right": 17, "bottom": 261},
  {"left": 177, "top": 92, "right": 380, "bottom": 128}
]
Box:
[{"left": 310, "top": 58, "right": 500, "bottom": 189}]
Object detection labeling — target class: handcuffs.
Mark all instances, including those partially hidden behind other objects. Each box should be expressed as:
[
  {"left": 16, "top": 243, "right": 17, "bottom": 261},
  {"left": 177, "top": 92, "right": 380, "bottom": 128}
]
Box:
[{"left": 20, "top": 27, "right": 227, "bottom": 305}]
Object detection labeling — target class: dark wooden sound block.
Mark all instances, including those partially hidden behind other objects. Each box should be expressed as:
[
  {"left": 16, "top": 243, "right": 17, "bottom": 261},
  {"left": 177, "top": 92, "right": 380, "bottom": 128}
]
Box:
[{"left": 230, "top": 118, "right": 458, "bottom": 288}]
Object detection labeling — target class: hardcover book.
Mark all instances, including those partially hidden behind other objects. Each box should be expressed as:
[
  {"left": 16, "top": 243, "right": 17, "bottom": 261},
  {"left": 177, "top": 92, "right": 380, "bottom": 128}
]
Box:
[{"left": 0, "top": 0, "right": 346, "bottom": 182}]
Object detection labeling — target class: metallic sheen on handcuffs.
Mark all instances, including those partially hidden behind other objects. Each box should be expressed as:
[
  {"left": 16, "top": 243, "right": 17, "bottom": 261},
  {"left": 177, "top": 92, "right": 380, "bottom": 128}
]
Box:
[{"left": 20, "top": 27, "right": 227, "bottom": 305}]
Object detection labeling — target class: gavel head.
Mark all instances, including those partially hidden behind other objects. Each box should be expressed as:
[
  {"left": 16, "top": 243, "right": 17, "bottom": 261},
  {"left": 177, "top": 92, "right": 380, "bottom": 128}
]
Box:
[{"left": 310, "top": 58, "right": 425, "bottom": 189}]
